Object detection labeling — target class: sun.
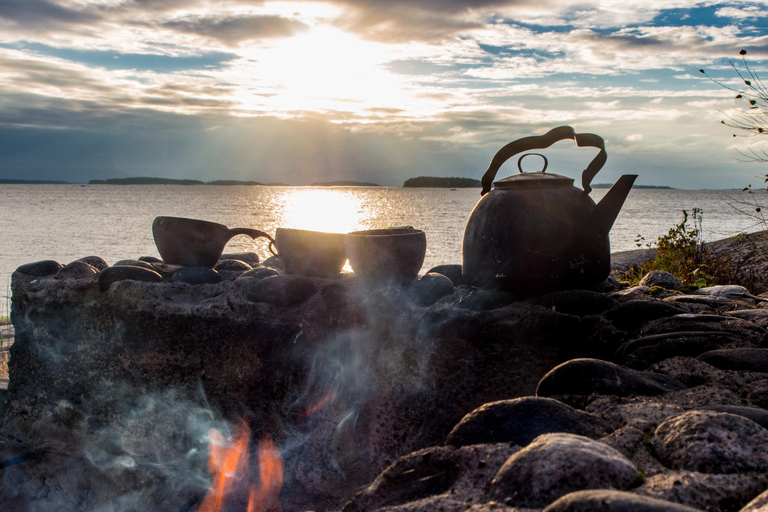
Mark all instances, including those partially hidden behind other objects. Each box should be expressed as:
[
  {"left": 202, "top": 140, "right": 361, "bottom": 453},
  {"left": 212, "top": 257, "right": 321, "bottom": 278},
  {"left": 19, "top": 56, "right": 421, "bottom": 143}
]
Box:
[{"left": 237, "top": 26, "right": 409, "bottom": 114}]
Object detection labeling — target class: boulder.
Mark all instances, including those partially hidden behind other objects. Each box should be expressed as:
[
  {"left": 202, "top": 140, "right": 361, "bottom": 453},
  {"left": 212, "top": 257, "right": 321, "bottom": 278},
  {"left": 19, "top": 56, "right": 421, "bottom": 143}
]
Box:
[
  {"left": 618, "top": 332, "right": 747, "bottom": 370},
  {"left": 603, "top": 300, "right": 686, "bottom": 332},
  {"left": 245, "top": 274, "right": 318, "bottom": 306},
  {"left": 220, "top": 252, "right": 260, "bottom": 265},
  {"left": 445, "top": 397, "right": 609, "bottom": 448},
  {"left": 213, "top": 259, "right": 253, "bottom": 272},
  {"left": 15, "top": 260, "right": 62, "bottom": 277},
  {"left": 634, "top": 471, "right": 768, "bottom": 512},
  {"left": 652, "top": 411, "right": 768, "bottom": 473},
  {"left": 410, "top": 273, "right": 455, "bottom": 306},
  {"left": 55, "top": 261, "right": 98, "bottom": 280},
  {"left": 639, "top": 271, "right": 683, "bottom": 290},
  {"left": 543, "top": 489, "right": 702, "bottom": 512},
  {"left": 425, "top": 264, "right": 464, "bottom": 286},
  {"left": 76, "top": 256, "right": 109, "bottom": 271},
  {"left": 113, "top": 259, "right": 156, "bottom": 271},
  {"left": 696, "top": 348, "right": 768, "bottom": 373},
  {"left": 536, "top": 358, "right": 687, "bottom": 398},
  {"left": 97, "top": 265, "right": 162, "bottom": 292},
  {"left": 171, "top": 266, "right": 223, "bottom": 285},
  {"left": 488, "top": 433, "right": 641, "bottom": 508}
]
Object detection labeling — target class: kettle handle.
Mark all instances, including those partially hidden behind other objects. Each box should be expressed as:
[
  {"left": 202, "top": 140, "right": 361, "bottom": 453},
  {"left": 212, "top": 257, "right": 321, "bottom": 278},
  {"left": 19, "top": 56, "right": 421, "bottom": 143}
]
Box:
[{"left": 480, "top": 126, "right": 606, "bottom": 196}]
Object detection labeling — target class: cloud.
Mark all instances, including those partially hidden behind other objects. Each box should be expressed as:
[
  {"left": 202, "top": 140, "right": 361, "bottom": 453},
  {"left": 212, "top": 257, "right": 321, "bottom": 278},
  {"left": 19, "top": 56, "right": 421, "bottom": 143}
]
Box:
[
  {"left": 0, "top": 0, "right": 101, "bottom": 28},
  {"left": 163, "top": 14, "right": 310, "bottom": 44}
]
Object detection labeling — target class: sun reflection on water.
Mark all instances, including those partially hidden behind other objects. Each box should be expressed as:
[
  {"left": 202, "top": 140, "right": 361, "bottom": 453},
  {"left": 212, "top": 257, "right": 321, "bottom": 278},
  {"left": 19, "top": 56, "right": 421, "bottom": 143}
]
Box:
[{"left": 279, "top": 188, "right": 367, "bottom": 233}]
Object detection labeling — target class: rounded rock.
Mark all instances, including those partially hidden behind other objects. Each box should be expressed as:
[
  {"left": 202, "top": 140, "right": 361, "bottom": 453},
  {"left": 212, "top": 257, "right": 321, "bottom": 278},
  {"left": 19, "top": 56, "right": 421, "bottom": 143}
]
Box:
[
  {"left": 696, "top": 348, "right": 768, "bottom": 373},
  {"left": 411, "top": 272, "right": 455, "bottom": 306},
  {"left": 426, "top": 264, "right": 464, "bottom": 286},
  {"left": 652, "top": 410, "right": 768, "bottom": 473},
  {"left": 15, "top": 260, "right": 63, "bottom": 277},
  {"left": 543, "top": 489, "right": 703, "bottom": 512},
  {"left": 76, "top": 256, "right": 109, "bottom": 271},
  {"left": 55, "top": 261, "right": 98, "bottom": 280},
  {"left": 246, "top": 274, "right": 318, "bottom": 306},
  {"left": 220, "top": 252, "right": 260, "bottom": 265},
  {"left": 446, "top": 397, "right": 609, "bottom": 448},
  {"left": 214, "top": 259, "right": 253, "bottom": 272},
  {"left": 171, "top": 266, "right": 223, "bottom": 285},
  {"left": 138, "top": 256, "right": 163, "bottom": 263},
  {"left": 603, "top": 300, "right": 686, "bottom": 331},
  {"left": 239, "top": 267, "right": 281, "bottom": 280},
  {"left": 98, "top": 265, "right": 162, "bottom": 292},
  {"left": 536, "top": 358, "right": 687, "bottom": 398},
  {"left": 114, "top": 259, "right": 156, "bottom": 271},
  {"left": 489, "top": 433, "right": 641, "bottom": 508},
  {"left": 639, "top": 271, "right": 683, "bottom": 290}
]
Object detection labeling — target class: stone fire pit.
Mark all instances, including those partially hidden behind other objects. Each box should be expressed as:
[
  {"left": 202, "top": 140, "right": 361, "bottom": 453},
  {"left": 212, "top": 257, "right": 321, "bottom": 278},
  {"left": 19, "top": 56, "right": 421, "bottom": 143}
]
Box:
[{"left": 3, "top": 250, "right": 768, "bottom": 512}]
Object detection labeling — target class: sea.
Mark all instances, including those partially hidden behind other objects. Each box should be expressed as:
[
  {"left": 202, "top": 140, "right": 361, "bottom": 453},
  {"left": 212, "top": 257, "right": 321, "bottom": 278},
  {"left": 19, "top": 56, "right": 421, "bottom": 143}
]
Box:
[{"left": 2, "top": 184, "right": 767, "bottom": 314}]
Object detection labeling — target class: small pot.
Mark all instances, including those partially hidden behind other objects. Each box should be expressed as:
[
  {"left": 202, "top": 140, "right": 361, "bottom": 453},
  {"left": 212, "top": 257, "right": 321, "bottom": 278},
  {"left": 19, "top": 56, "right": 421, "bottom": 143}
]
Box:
[
  {"left": 275, "top": 228, "right": 347, "bottom": 277},
  {"left": 153, "top": 216, "right": 275, "bottom": 268},
  {"left": 345, "top": 227, "right": 426, "bottom": 284}
]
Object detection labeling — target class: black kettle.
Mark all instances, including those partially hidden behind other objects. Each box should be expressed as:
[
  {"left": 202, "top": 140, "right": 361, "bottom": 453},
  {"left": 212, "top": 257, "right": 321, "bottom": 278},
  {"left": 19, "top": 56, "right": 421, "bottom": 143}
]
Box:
[{"left": 462, "top": 126, "right": 637, "bottom": 295}]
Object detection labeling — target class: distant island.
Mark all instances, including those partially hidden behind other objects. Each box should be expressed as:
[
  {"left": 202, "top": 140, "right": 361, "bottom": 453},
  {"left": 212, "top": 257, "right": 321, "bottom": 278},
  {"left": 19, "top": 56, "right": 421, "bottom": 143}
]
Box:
[
  {"left": 404, "top": 177, "right": 481, "bottom": 188},
  {"left": 592, "top": 183, "right": 676, "bottom": 190},
  {"left": 310, "top": 181, "right": 380, "bottom": 187},
  {"left": 0, "top": 179, "right": 72, "bottom": 184}
]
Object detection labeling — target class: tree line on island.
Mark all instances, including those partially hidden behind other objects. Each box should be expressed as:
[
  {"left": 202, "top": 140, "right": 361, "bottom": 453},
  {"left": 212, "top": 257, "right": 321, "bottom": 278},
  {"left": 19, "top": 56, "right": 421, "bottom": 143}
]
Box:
[{"left": 1, "top": 176, "right": 673, "bottom": 189}]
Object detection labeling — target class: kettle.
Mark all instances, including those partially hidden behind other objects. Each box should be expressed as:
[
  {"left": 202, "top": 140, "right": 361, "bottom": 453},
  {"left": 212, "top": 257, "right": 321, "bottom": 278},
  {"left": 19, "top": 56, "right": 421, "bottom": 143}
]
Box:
[{"left": 462, "top": 126, "right": 637, "bottom": 295}]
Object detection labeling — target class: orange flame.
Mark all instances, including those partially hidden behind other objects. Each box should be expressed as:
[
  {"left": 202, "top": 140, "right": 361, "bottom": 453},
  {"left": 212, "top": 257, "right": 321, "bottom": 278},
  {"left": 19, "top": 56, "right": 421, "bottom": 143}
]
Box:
[{"left": 197, "top": 421, "right": 283, "bottom": 512}]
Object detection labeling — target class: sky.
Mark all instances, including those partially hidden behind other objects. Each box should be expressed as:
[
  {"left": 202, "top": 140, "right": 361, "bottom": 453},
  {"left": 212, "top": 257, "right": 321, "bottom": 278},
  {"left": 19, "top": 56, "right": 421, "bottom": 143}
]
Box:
[{"left": 0, "top": 1, "right": 767, "bottom": 188}]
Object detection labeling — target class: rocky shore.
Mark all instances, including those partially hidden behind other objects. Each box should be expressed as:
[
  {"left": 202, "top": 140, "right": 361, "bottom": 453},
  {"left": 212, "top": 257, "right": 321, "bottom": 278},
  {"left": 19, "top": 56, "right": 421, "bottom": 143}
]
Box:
[{"left": 2, "top": 239, "right": 768, "bottom": 511}]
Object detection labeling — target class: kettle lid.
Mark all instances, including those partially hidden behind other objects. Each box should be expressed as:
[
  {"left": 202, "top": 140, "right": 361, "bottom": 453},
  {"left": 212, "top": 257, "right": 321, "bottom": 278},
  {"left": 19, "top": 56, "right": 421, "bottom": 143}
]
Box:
[
  {"left": 495, "top": 172, "right": 573, "bottom": 189},
  {"left": 494, "top": 153, "right": 573, "bottom": 189}
]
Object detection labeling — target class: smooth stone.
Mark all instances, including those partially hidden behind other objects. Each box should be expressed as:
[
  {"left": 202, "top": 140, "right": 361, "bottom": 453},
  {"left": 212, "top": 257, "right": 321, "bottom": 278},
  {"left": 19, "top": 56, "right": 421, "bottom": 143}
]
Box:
[
  {"left": 664, "top": 295, "right": 741, "bottom": 306},
  {"left": 426, "top": 264, "right": 464, "bottom": 286},
  {"left": 137, "top": 256, "right": 162, "bottom": 263},
  {"left": 725, "top": 309, "right": 768, "bottom": 328},
  {"left": 639, "top": 271, "right": 683, "bottom": 290},
  {"left": 171, "top": 266, "right": 223, "bottom": 285},
  {"left": 262, "top": 256, "right": 284, "bottom": 270},
  {"left": 246, "top": 274, "right": 318, "bottom": 306},
  {"left": 640, "top": 314, "right": 763, "bottom": 339},
  {"left": 97, "top": 265, "right": 162, "bottom": 292},
  {"left": 15, "top": 260, "right": 62, "bottom": 277},
  {"left": 698, "top": 285, "right": 749, "bottom": 297},
  {"left": 55, "top": 261, "right": 98, "bottom": 280},
  {"left": 445, "top": 396, "right": 609, "bottom": 448},
  {"left": 652, "top": 410, "right": 768, "bottom": 474},
  {"left": 635, "top": 471, "right": 768, "bottom": 512},
  {"left": 457, "top": 288, "right": 517, "bottom": 311},
  {"left": 488, "top": 433, "right": 641, "bottom": 508},
  {"left": 618, "top": 332, "right": 747, "bottom": 370},
  {"left": 609, "top": 285, "right": 651, "bottom": 300},
  {"left": 536, "top": 358, "right": 687, "bottom": 398},
  {"left": 239, "top": 267, "right": 281, "bottom": 280},
  {"left": 220, "top": 252, "right": 260, "bottom": 265},
  {"left": 543, "top": 489, "right": 703, "bottom": 512},
  {"left": 411, "top": 272, "right": 455, "bottom": 306},
  {"left": 603, "top": 300, "right": 686, "bottom": 331},
  {"left": 529, "top": 290, "right": 616, "bottom": 316},
  {"left": 340, "top": 446, "right": 461, "bottom": 512},
  {"left": 697, "top": 348, "right": 768, "bottom": 373},
  {"left": 114, "top": 259, "right": 156, "bottom": 271},
  {"left": 213, "top": 259, "right": 253, "bottom": 272},
  {"left": 699, "top": 405, "right": 768, "bottom": 430},
  {"left": 76, "top": 256, "right": 109, "bottom": 270}
]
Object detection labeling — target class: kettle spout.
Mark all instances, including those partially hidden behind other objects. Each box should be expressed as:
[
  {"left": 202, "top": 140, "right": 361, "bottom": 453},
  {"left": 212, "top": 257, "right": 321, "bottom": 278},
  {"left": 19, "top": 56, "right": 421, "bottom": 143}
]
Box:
[{"left": 593, "top": 174, "right": 638, "bottom": 233}]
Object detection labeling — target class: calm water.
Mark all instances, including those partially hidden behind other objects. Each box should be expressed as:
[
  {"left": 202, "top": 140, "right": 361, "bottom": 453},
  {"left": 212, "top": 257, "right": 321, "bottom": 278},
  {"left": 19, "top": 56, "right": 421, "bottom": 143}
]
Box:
[{"left": 2, "top": 184, "right": 767, "bottom": 313}]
